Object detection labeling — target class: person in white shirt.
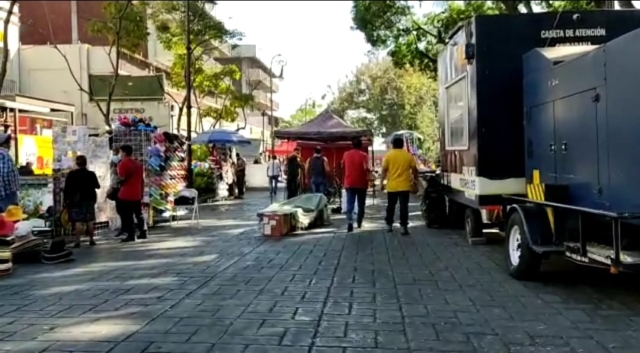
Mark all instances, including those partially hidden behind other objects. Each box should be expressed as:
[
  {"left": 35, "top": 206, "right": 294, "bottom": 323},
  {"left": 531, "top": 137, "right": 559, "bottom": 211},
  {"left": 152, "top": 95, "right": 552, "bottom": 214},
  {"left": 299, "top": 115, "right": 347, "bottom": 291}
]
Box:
[{"left": 266, "top": 155, "right": 282, "bottom": 195}]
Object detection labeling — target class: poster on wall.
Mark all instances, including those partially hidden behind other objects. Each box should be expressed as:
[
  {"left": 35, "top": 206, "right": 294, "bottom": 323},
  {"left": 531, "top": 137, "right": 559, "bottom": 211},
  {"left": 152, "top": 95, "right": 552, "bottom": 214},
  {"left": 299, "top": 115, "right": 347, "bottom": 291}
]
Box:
[{"left": 18, "top": 135, "right": 53, "bottom": 175}]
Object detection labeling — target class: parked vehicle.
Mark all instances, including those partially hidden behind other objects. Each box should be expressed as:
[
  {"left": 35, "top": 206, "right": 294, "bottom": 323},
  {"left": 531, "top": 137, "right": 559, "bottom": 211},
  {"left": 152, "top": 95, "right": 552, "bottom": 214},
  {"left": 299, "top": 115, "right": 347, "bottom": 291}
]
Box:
[{"left": 424, "top": 10, "right": 640, "bottom": 279}]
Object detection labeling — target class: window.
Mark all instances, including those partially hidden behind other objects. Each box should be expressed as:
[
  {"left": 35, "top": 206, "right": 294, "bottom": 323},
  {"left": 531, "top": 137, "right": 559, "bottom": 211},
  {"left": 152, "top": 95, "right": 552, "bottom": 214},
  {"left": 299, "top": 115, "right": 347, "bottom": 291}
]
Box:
[{"left": 445, "top": 75, "right": 469, "bottom": 150}]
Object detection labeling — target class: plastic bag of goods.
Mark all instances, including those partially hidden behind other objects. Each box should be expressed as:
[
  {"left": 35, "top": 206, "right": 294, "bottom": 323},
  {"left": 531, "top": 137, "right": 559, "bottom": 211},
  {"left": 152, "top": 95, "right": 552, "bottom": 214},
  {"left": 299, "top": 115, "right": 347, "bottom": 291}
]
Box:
[{"left": 216, "top": 182, "right": 229, "bottom": 199}]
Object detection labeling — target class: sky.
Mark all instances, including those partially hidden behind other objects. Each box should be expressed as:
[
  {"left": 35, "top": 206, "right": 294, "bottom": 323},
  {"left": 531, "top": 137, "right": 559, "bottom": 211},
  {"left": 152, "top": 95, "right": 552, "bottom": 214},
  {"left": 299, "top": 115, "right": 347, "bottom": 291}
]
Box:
[{"left": 215, "top": 1, "right": 372, "bottom": 119}]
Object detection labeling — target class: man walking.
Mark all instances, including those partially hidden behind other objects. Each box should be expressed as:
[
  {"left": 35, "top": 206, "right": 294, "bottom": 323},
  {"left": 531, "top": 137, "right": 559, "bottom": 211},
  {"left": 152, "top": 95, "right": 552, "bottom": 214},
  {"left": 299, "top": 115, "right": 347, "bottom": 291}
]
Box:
[
  {"left": 342, "top": 138, "right": 370, "bottom": 232},
  {"left": 306, "top": 147, "right": 330, "bottom": 194},
  {"left": 380, "top": 137, "right": 419, "bottom": 236},
  {"left": 286, "top": 148, "right": 302, "bottom": 199},
  {"left": 235, "top": 152, "right": 247, "bottom": 199},
  {"left": 0, "top": 134, "right": 19, "bottom": 212},
  {"left": 117, "top": 145, "right": 147, "bottom": 242},
  {"left": 266, "top": 155, "right": 282, "bottom": 195}
]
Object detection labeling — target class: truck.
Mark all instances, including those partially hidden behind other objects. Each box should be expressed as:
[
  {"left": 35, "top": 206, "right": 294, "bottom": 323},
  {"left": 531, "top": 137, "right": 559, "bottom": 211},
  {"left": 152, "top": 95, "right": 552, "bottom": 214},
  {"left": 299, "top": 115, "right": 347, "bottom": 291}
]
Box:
[{"left": 425, "top": 10, "right": 640, "bottom": 279}]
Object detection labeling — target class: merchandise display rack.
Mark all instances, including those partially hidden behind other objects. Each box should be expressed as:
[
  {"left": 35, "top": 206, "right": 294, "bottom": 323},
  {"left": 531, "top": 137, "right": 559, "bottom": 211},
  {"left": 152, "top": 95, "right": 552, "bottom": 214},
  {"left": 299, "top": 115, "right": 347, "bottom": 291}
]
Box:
[
  {"left": 52, "top": 126, "right": 111, "bottom": 236},
  {"left": 148, "top": 133, "right": 187, "bottom": 221}
]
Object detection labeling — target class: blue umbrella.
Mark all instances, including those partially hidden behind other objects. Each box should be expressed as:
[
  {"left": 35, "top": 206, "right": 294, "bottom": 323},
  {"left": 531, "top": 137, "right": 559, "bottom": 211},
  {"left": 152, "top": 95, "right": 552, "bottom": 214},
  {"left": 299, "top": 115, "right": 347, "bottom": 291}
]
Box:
[{"left": 191, "top": 129, "right": 252, "bottom": 145}]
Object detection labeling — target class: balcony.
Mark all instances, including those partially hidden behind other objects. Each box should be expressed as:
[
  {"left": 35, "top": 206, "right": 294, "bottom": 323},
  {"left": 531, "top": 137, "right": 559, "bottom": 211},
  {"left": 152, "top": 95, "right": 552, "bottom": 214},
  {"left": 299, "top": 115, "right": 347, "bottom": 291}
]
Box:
[
  {"left": 253, "top": 90, "right": 279, "bottom": 111},
  {"left": 247, "top": 68, "right": 279, "bottom": 93},
  {"left": 0, "top": 79, "right": 17, "bottom": 96}
]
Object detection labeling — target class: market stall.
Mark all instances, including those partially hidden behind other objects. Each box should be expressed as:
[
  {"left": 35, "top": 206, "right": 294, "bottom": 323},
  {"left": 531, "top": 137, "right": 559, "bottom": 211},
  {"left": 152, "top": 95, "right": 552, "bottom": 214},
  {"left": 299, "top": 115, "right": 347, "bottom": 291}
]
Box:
[
  {"left": 274, "top": 109, "right": 373, "bottom": 196},
  {"left": 110, "top": 116, "right": 157, "bottom": 227},
  {"left": 191, "top": 129, "right": 252, "bottom": 201}
]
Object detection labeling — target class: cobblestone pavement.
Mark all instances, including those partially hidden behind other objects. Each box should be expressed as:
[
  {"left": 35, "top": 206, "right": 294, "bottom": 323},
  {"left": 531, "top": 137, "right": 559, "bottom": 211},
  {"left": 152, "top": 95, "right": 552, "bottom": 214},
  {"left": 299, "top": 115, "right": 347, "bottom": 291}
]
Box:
[{"left": 1, "top": 192, "right": 640, "bottom": 352}]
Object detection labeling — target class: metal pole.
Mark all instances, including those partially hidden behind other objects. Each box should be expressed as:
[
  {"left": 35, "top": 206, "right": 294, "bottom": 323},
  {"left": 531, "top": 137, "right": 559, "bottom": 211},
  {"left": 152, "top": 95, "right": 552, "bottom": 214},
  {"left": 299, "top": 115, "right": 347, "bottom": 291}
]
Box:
[
  {"left": 185, "top": 1, "right": 193, "bottom": 188},
  {"left": 261, "top": 110, "right": 266, "bottom": 156},
  {"left": 269, "top": 69, "right": 274, "bottom": 158}
]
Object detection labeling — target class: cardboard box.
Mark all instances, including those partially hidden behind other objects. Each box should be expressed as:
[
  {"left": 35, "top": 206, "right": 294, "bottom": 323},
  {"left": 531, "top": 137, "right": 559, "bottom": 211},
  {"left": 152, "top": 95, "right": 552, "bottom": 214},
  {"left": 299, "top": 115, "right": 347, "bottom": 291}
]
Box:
[{"left": 262, "top": 213, "right": 292, "bottom": 237}]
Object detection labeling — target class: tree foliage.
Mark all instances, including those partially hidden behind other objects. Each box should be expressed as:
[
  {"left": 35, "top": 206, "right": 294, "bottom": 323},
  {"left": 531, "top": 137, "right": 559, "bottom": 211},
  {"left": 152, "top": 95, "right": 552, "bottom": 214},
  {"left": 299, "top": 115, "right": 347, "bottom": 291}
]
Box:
[
  {"left": 331, "top": 58, "right": 440, "bottom": 159},
  {"left": 148, "top": 1, "right": 251, "bottom": 131},
  {"left": 0, "top": 0, "right": 16, "bottom": 109},
  {"left": 280, "top": 99, "right": 323, "bottom": 129},
  {"left": 351, "top": 0, "right": 636, "bottom": 74},
  {"left": 45, "top": 0, "right": 148, "bottom": 129}
]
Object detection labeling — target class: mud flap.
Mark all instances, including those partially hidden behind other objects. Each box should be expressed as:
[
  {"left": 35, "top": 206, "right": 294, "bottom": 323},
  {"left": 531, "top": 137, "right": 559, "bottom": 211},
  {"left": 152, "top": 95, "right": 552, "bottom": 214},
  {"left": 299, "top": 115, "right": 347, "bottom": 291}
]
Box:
[{"left": 507, "top": 204, "right": 555, "bottom": 251}]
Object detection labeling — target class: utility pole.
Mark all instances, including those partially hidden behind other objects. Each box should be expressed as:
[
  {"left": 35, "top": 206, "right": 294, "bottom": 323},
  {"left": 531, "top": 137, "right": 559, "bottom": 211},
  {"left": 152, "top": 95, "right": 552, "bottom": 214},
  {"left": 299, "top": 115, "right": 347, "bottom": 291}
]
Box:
[
  {"left": 185, "top": 1, "right": 193, "bottom": 187},
  {"left": 269, "top": 54, "right": 286, "bottom": 157}
]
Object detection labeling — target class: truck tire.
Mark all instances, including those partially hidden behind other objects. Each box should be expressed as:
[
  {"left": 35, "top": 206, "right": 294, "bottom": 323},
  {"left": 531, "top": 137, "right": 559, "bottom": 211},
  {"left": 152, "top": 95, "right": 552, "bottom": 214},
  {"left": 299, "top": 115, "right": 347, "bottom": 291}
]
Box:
[
  {"left": 446, "top": 198, "right": 465, "bottom": 229},
  {"left": 505, "top": 212, "right": 542, "bottom": 280},
  {"left": 464, "top": 208, "right": 484, "bottom": 244}
]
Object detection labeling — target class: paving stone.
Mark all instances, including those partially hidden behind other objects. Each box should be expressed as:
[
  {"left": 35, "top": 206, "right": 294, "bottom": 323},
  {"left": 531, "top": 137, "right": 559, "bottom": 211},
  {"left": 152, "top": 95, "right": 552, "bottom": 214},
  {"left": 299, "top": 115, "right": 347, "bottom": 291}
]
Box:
[
  {"left": 281, "top": 328, "right": 315, "bottom": 346},
  {"left": 0, "top": 192, "right": 637, "bottom": 353},
  {"left": 245, "top": 346, "right": 310, "bottom": 353},
  {"left": 145, "top": 342, "right": 212, "bottom": 353}
]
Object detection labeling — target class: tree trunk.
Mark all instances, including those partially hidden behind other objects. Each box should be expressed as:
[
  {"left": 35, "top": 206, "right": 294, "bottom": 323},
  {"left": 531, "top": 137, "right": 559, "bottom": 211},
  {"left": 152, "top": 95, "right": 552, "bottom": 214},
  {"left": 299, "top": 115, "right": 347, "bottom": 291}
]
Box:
[
  {"left": 499, "top": 1, "right": 522, "bottom": 14},
  {"left": 617, "top": 0, "right": 636, "bottom": 8},
  {"left": 0, "top": 1, "right": 17, "bottom": 92}
]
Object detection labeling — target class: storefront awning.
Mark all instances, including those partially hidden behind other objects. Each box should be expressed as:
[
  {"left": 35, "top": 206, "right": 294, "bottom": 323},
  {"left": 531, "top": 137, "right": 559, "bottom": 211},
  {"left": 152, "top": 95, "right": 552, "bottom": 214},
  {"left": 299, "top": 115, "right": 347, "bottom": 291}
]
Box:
[{"left": 9, "top": 94, "right": 75, "bottom": 113}]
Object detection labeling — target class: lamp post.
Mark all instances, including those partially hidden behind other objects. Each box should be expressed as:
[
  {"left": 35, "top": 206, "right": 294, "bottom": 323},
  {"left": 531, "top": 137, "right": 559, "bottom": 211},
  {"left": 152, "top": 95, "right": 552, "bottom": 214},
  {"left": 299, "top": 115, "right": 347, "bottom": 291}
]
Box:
[
  {"left": 185, "top": 1, "right": 194, "bottom": 187},
  {"left": 269, "top": 54, "right": 286, "bottom": 157}
]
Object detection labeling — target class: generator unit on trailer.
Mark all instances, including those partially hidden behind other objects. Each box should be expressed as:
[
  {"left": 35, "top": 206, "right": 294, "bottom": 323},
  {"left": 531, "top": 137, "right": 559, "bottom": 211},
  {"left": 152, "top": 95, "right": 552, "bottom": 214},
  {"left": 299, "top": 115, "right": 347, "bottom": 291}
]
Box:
[{"left": 428, "top": 10, "right": 640, "bottom": 278}]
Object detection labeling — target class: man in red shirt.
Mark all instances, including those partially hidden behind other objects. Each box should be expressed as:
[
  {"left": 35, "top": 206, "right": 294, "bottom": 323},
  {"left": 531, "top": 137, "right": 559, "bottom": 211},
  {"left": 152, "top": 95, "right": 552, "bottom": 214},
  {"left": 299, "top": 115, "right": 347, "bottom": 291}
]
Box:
[
  {"left": 342, "top": 138, "right": 371, "bottom": 232},
  {"left": 117, "top": 144, "right": 146, "bottom": 242}
]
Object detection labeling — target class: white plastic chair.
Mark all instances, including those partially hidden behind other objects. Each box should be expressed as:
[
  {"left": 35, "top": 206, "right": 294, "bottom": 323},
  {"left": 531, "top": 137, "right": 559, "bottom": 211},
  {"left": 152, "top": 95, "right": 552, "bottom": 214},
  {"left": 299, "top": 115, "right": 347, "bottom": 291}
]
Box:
[{"left": 169, "top": 188, "right": 200, "bottom": 225}]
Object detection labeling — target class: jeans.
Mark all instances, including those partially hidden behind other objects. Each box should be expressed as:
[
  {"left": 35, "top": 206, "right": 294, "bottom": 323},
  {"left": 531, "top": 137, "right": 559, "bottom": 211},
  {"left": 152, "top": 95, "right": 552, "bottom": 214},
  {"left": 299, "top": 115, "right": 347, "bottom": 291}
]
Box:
[
  {"left": 310, "top": 178, "right": 326, "bottom": 194},
  {"left": 386, "top": 191, "right": 410, "bottom": 227},
  {"left": 119, "top": 200, "right": 145, "bottom": 238},
  {"left": 269, "top": 176, "right": 279, "bottom": 194},
  {"left": 0, "top": 191, "right": 18, "bottom": 213},
  {"left": 345, "top": 188, "right": 367, "bottom": 225}
]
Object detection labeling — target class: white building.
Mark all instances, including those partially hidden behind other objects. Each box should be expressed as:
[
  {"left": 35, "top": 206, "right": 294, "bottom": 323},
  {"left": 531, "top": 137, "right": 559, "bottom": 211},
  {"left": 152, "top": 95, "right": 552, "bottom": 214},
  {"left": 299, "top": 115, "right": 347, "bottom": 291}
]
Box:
[{"left": 19, "top": 44, "right": 169, "bottom": 132}]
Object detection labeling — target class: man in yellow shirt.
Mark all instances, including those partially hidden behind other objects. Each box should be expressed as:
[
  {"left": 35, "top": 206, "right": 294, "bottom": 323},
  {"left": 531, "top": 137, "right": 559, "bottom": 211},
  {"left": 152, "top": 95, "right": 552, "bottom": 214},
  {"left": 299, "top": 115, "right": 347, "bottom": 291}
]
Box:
[{"left": 381, "top": 137, "right": 419, "bottom": 235}]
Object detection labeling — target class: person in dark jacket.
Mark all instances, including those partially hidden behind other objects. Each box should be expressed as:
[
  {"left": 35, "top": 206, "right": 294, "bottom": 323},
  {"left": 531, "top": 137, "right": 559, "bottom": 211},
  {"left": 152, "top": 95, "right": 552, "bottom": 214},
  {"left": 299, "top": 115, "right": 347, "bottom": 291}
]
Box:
[
  {"left": 64, "top": 155, "right": 100, "bottom": 248},
  {"left": 286, "top": 148, "right": 303, "bottom": 199},
  {"left": 305, "top": 147, "right": 330, "bottom": 194}
]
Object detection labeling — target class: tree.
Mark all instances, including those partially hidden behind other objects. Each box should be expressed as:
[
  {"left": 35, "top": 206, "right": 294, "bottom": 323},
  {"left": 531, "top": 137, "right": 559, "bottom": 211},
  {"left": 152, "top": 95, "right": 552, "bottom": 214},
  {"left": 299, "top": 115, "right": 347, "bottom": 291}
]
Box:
[
  {"left": 331, "top": 58, "right": 440, "bottom": 159},
  {"left": 0, "top": 0, "right": 16, "bottom": 133},
  {"left": 351, "top": 1, "right": 635, "bottom": 74},
  {"left": 148, "top": 1, "right": 248, "bottom": 131},
  {"left": 44, "top": 1, "right": 148, "bottom": 129},
  {"left": 0, "top": 1, "right": 16, "bottom": 96},
  {"left": 279, "top": 99, "right": 323, "bottom": 128}
]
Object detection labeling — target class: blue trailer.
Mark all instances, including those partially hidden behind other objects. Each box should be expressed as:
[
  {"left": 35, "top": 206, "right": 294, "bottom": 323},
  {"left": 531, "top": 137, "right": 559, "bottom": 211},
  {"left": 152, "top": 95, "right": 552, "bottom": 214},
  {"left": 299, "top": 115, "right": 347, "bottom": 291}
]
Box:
[{"left": 427, "top": 10, "right": 640, "bottom": 279}]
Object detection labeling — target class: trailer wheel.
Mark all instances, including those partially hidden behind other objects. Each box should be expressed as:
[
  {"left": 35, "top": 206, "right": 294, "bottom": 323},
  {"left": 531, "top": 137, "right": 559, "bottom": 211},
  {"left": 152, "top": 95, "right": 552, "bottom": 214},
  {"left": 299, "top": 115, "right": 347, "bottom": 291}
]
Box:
[
  {"left": 464, "top": 208, "right": 484, "bottom": 244},
  {"left": 505, "top": 212, "right": 542, "bottom": 280}
]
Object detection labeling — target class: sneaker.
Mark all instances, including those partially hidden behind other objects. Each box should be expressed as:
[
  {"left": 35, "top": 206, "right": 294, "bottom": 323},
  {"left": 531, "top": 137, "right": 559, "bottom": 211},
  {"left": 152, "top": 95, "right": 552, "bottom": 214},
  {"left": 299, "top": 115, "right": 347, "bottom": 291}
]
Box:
[
  {"left": 357, "top": 220, "right": 363, "bottom": 229},
  {"left": 73, "top": 242, "right": 80, "bottom": 248},
  {"left": 114, "top": 231, "right": 124, "bottom": 238},
  {"left": 120, "top": 236, "right": 136, "bottom": 243},
  {"left": 89, "top": 240, "right": 96, "bottom": 246},
  {"left": 347, "top": 224, "right": 354, "bottom": 233},
  {"left": 401, "top": 227, "right": 410, "bottom": 236},
  {"left": 137, "top": 231, "right": 148, "bottom": 240},
  {"left": 386, "top": 225, "right": 393, "bottom": 233}
]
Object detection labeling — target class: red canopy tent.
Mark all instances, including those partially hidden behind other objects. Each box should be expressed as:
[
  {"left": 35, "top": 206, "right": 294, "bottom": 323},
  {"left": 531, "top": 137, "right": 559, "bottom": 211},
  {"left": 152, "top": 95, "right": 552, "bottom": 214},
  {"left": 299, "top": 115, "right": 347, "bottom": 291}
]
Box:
[
  {"left": 272, "top": 140, "right": 297, "bottom": 156},
  {"left": 274, "top": 109, "right": 373, "bottom": 192}
]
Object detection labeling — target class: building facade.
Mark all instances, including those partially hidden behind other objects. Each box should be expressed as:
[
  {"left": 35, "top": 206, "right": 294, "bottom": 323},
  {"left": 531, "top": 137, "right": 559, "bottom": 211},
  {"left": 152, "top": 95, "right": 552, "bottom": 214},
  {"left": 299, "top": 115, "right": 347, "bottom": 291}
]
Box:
[{"left": 215, "top": 45, "right": 281, "bottom": 114}]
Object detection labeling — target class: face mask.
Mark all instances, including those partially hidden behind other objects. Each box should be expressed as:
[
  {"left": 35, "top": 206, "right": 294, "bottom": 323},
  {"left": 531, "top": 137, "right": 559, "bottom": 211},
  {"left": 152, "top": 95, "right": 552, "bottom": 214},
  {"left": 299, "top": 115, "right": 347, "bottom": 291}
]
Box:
[{"left": 111, "top": 155, "right": 120, "bottom": 163}]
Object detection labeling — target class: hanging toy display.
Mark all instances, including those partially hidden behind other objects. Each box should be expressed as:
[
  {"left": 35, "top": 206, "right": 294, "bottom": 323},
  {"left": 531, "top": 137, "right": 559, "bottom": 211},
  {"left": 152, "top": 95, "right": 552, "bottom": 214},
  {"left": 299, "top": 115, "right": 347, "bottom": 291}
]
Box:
[
  {"left": 147, "top": 132, "right": 187, "bottom": 218},
  {"left": 115, "top": 115, "right": 158, "bottom": 132}
]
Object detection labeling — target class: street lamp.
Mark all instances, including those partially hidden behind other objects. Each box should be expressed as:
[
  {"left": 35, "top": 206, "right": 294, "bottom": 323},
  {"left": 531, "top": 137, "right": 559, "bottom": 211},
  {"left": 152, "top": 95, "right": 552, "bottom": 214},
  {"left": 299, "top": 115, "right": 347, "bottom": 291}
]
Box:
[
  {"left": 185, "top": 0, "right": 194, "bottom": 187},
  {"left": 269, "top": 54, "right": 287, "bottom": 157}
]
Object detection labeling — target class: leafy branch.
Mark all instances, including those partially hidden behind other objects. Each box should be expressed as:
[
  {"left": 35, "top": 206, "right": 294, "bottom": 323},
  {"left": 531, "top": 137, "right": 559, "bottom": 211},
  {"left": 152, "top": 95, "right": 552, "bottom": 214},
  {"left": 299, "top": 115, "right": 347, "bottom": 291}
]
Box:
[{"left": 42, "top": 1, "right": 148, "bottom": 129}]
